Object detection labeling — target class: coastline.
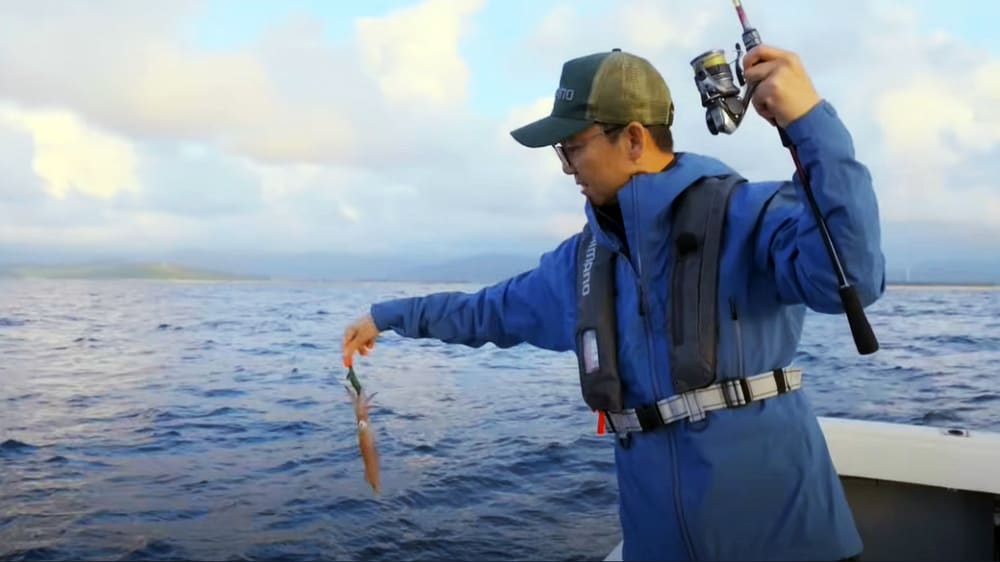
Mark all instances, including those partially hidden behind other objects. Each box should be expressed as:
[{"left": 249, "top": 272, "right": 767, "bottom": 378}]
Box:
[{"left": 887, "top": 283, "right": 1000, "bottom": 291}]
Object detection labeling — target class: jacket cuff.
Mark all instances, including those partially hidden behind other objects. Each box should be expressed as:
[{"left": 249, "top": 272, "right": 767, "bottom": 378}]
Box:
[
  {"left": 783, "top": 99, "right": 838, "bottom": 143},
  {"left": 370, "top": 301, "right": 397, "bottom": 332},
  {"left": 782, "top": 99, "right": 856, "bottom": 161}
]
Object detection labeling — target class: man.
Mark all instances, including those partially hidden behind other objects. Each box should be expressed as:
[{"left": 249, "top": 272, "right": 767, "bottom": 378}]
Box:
[{"left": 342, "top": 44, "right": 884, "bottom": 561}]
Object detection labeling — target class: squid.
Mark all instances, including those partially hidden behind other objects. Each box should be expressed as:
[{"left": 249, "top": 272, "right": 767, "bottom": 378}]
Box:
[{"left": 345, "top": 365, "right": 380, "bottom": 494}]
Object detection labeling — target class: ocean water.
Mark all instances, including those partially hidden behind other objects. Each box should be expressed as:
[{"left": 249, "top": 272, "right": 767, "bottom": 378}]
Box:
[{"left": 1, "top": 279, "right": 998, "bottom": 561}]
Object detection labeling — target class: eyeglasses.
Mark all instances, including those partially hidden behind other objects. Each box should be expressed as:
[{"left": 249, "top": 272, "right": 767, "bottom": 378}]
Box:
[{"left": 553, "top": 124, "right": 625, "bottom": 169}]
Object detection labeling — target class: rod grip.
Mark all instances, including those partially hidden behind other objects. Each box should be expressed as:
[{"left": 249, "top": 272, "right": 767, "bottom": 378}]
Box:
[{"left": 839, "top": 285, "right": 879, "bottom": 355}]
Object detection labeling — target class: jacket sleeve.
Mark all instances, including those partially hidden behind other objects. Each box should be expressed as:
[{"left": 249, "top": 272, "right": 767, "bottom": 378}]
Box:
[
  {"left": 368, "top": 236, "right": 579, "bottom": 352},
  {"left": 754, "top": 100, "right": 886, "bottom": 314}
]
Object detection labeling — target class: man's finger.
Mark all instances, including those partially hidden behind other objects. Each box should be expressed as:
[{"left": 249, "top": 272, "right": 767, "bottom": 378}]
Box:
[
  {"left": 342, "top": 330, "right": 358, "bottom": 365},
  {"left": 743, "top": 59, "right": 780, "bottom": 85},
  {"left": 742, "top": 44, "right": 790, "bottom": 69},
  {"left": 752, "top": 95, "right": 774, "bottom": 120}
]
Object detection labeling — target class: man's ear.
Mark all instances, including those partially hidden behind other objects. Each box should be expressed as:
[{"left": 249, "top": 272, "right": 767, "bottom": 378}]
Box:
[{"left": 626, "top": 122, "right": 645, "bottom": 162}]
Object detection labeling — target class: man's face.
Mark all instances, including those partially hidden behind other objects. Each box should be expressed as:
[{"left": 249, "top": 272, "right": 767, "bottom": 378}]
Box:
[{"left": 555, "top": 124, "right": 632, "bottom": 206}]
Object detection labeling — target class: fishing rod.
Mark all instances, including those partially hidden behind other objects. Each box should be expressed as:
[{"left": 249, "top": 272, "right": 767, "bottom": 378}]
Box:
[{"left": 688, "top": 0, "right": 879, "bottom": 355}]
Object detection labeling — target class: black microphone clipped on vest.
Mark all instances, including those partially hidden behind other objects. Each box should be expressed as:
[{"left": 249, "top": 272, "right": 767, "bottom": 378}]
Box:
[{"left": 689, "top": 0, "right": 879, "bottom": 356}]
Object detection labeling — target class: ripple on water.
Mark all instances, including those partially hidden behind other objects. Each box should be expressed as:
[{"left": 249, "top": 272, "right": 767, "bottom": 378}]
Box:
[{"left": 3, "top": 281, "right": 998, "bottom": 562}]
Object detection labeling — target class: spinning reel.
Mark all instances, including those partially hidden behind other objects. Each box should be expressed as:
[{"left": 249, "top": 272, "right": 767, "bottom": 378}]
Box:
[{"left": 689, "top": 0, "right": 762, "bottom": 135}]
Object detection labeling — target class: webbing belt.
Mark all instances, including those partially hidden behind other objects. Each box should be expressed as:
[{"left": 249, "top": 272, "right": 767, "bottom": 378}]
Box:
[{"left": 605, "top": 368, "right": 802, "bottom": 435}]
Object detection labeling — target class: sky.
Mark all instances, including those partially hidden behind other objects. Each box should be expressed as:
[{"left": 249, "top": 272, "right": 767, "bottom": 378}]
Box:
[{"left": 1, "top": 0, "right": 998, "bottom": 269}]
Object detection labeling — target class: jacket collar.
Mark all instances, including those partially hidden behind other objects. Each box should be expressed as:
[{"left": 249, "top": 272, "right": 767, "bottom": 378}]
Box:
[{"left": 583, "top": 152, "right": 737, "bottom": 252}]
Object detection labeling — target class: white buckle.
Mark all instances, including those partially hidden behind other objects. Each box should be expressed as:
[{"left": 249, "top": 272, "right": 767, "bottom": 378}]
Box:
[
  {"left": 722, "top": 378, "right": 753, "bottom": 408},
  {"left": 682, "top": 391, "right": 706, "bottom": 422}
]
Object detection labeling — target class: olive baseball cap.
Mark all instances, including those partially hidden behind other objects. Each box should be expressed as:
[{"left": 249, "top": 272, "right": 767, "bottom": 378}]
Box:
[{"left": 510, "top": 48, "right": 674, "bottom": 148}]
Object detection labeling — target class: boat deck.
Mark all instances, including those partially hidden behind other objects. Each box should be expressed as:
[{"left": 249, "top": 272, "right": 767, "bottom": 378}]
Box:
[{"left": 604, "top": 416, "right": 1000, "bottom": 561}]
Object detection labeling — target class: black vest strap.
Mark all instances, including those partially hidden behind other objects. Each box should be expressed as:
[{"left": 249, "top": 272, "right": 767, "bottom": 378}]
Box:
[
  {"left": 574, "top": 174, "right": 744, "bottom": 411},
  {"left": 574, "top": 228, "right": 622, "bottom": 412},
  {"left": 668, "top": 174, "right": 741, "bottom": 393}
]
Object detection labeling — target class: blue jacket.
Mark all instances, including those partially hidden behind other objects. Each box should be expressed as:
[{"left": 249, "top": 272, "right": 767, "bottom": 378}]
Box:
[{"left": 371, "top": 100, "right": 885, "bottom": 561}]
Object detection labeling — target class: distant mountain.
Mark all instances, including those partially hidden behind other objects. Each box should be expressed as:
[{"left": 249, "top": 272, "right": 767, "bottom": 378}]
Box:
[
  {"left": 880, "top": 222, "right": 1000, "bottom": 285},
  {"left": 392, "top": 253, "right": 540, "bottom": 283},
  {"left": 0, "top": 252, "right": 544, "bottom": 284},
  {"left": 885, "top": 260, "right": 1000, "bottom": 286},
  {"left": 166, "top": 250, "right": 429, "bottom": 282},
  {"left": 0, "top": 246, "right": 424, "bottom": 282},
  {"left": 2, "top": 217, "right": 1000, "bottom": 284},
  {"left": 0, "top": 262, "right": 263, "bottom": 281}
]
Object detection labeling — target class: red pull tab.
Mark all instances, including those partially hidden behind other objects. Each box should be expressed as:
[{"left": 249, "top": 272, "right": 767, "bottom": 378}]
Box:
[{"left": 596, "top": 411, "right": 606, "bottom": 435}]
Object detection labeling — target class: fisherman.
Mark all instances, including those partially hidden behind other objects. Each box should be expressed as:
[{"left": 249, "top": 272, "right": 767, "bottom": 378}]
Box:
[{"left": 341, "top": 43, "right": 883, "bottom": 561}]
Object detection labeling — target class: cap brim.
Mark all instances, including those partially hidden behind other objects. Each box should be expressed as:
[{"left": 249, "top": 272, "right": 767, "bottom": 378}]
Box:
[{"left": 510, "top": 115, "right": 594, "bottom": 148}]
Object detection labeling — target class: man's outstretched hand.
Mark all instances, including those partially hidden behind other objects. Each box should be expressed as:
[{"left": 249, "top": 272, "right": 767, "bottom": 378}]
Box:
[{"left": 342, "top": 313, "right": 380, "bottom": 367}]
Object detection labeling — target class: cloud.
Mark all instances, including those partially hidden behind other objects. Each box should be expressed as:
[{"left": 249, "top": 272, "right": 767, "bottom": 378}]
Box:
[
  {"left": 855, "top": 20, "right": 1000, "bottom": 223},
  {"left": 0, "top": 0, "right": 492, "bottom": 169},
  {"left": 619, "top": 0, "right": 722, "bottom": 54},
  {"left": 0, "top": 0, "right": 997, "bottom": 265},
  {"left": 134, "top": 145, "right": 263, "bottom": 217},
  {"left": 356, "top": 0, "right": 486, "bottom": 106},
  {"left": 0, "top": 1, "right": 356, "bottom": 165},
  {"left": 0, "top": 191, "right": 192, "bottom": 251},
  {"left": 0, "top": 2, "right": 210, "bottom": 137},
  {"left": 0, "top": 118, "right": 46, "bottom": 203},
  {"left": 0, "top": 107, "right": 139, "bottom": 200}
]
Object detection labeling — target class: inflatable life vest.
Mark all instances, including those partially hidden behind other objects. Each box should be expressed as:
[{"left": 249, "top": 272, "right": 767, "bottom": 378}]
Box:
[{"left": 574, "top": 174, "right": 743, "bottom": 413}]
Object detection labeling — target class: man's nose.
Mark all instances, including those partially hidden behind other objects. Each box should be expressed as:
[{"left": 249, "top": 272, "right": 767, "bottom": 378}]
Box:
[{"left": 561, "top": 159, "right": 574, "bottom": 175}]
